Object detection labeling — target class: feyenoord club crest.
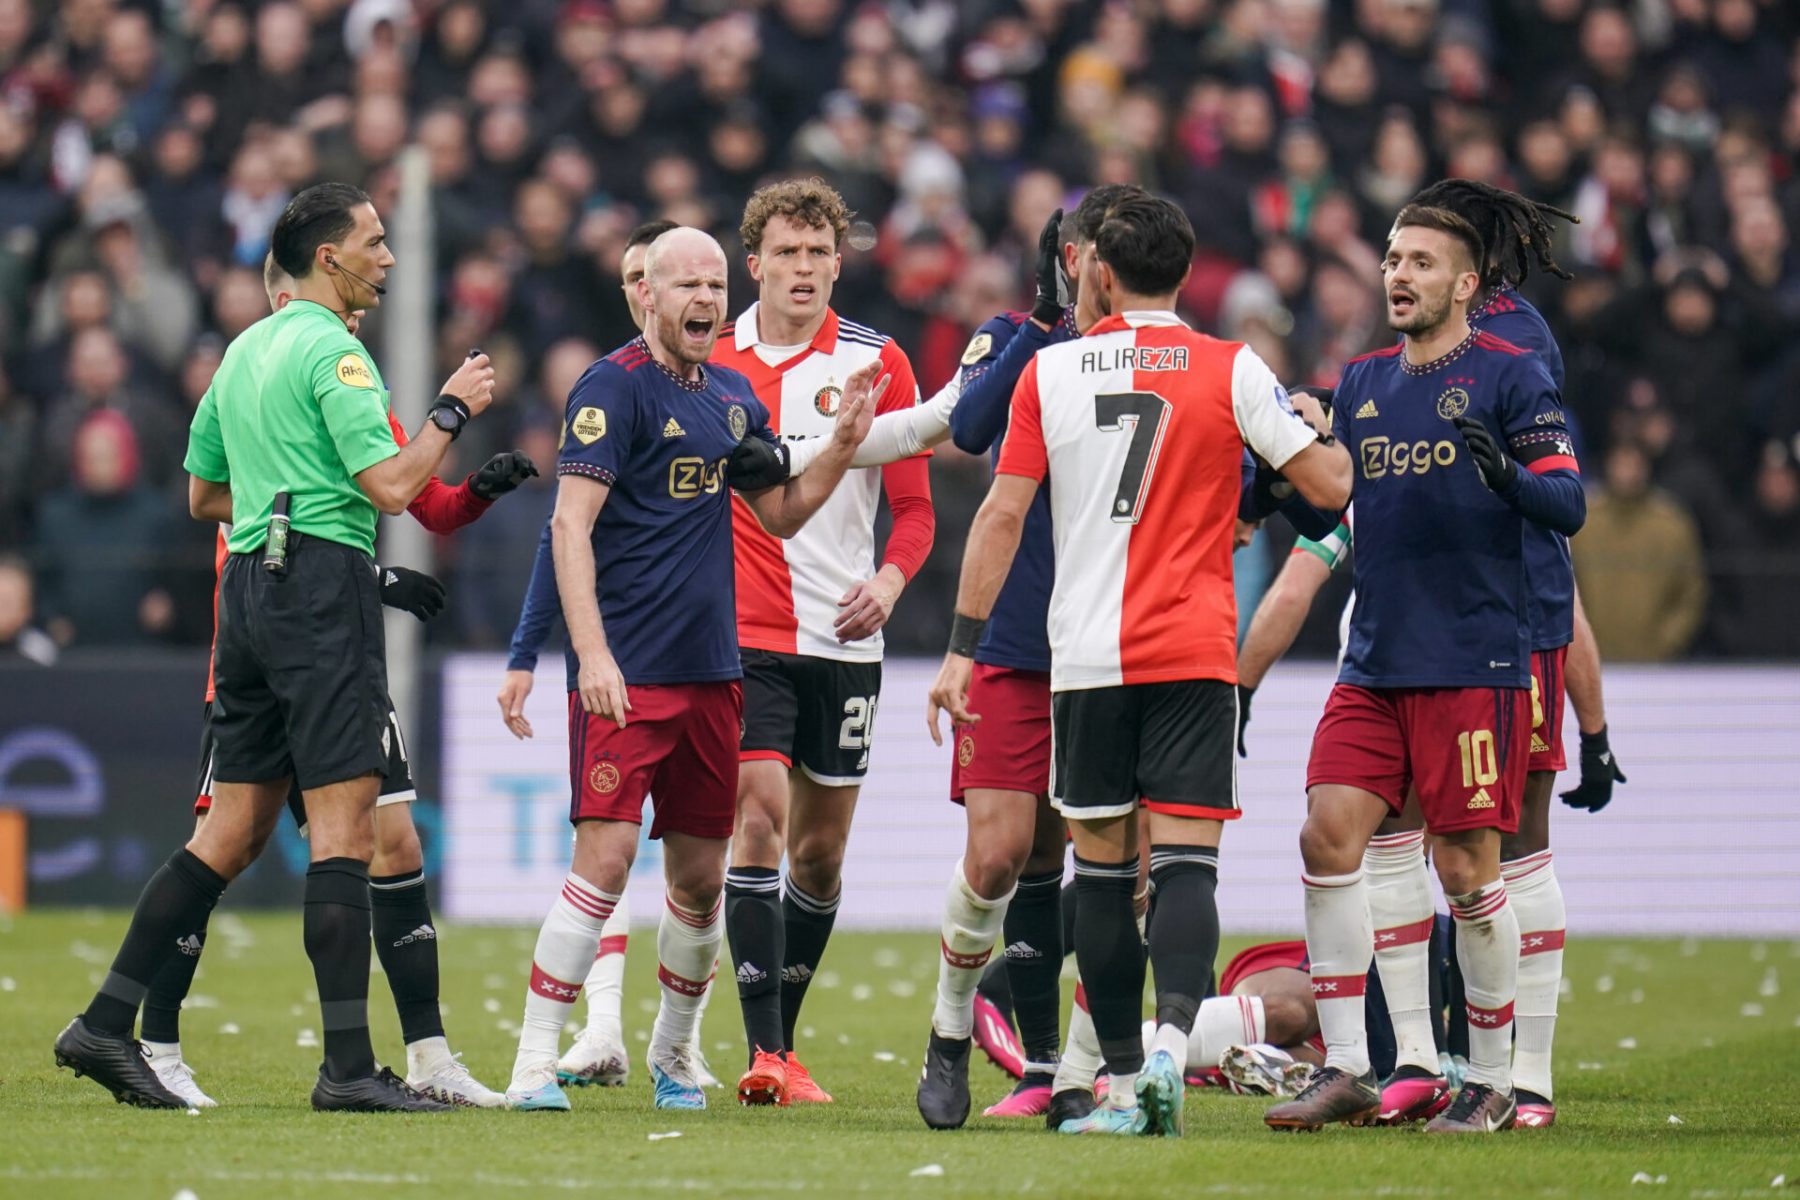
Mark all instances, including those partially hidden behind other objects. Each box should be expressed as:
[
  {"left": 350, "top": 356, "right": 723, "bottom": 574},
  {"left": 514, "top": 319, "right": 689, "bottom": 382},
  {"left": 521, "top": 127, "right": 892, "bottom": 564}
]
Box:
[
  {"left": 727, "top": 404, "right": 748, "bottom": 440},
  {"left": 814, "top": 383, "right": 842, "bottom": 417},
  {"left": 1435, "top": 387, "right": 1471, "bottom": 420},
  {"left": 589, "top": 762, "right": 621, "bottom": 794}
]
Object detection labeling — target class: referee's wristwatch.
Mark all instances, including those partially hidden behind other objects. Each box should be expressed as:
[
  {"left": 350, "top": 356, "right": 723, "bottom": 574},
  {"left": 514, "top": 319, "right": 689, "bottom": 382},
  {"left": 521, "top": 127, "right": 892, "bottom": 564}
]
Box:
[{"left": 428, "top": 394, "right": 471, "bottom": 440}]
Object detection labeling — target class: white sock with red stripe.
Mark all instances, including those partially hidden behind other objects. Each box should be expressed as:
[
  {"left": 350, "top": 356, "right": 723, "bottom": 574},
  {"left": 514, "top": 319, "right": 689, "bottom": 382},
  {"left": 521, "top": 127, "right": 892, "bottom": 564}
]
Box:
[
  {"left": 650, "top": 895, "right": 721, "bottom": 1060},
  {"left": 1303, "top": 869, "right": 1374, "bottom": 1076},
  {"left": 514, "top": 873, "right": 620, "bottom": 1085},
  {"left": 1188, "top": 994, "right": 1267, "bottom": 1067},
  {"left": 1448, "top": 880, "right": 1519, "bottom": 1091},
  {"left": 582, "top": 890, "right": 631, "bottom": 1042},
  {"left": 1502, "top": 850, "right": 1564, "bottom": 1100},
  {"left": 932, "top": 860, "right": 1010, "bottom": 1040},
  {"left": 1364, "top": 830, "right": 1438, "bottom": 1073},
  {"left": 1053, "top": 982, "right": 1103, "bottom": 1094}
]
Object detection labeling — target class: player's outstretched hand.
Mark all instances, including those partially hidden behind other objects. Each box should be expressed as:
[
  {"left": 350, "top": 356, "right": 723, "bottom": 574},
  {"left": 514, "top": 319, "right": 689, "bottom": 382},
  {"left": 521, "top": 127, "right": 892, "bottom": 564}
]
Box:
[
  {"left": 1235, "top": 683, "right": 1254, "bottom": 758},
  {"left": 441, "top": 352, "right": 496, "bottom": 417},
  {"left": 577, "top": 648, "right": 631, "bottom": 729},
  {"left": 1289, "top": 389, "right": 1333, "bottom": 438},
  {"left": 1031, "top": 207, "right": 1066, "bottom": 327},
  {"left": 1560, "top": 725, "right": 1626, "bottom": 812},
  {"left": 727, "top": 436, "right": 791, "bottom": 491},
  {"left": 833, "top": 360, "right": 885, "bottom": 449},
  {"left": 1453, "top": 416, "right": 1517, "bottom": 492},
  {"left": 835, "top": 568, "right": 902, "bottom": 643},
  {"left": 379, "top": 565, "right": 446, "bottom": 621},
  {"left": 497, "top": 668, "right": 535, "bottom": 739},
  {"left": 470, "top": 450, "right": 539, "bottom": 500},
  {"left": 925, "top": 653, "right": 977, "bottom": 747}
]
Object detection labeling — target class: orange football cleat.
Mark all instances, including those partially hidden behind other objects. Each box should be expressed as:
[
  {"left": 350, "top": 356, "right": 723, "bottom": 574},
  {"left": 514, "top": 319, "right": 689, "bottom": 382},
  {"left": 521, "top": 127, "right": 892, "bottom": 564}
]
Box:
[
  {"left": 783, "top": 1054, "right": 834, "bottom": 1104},
  {"left": 737, "top": 1049, "right": 789, "bottom": 1107}
]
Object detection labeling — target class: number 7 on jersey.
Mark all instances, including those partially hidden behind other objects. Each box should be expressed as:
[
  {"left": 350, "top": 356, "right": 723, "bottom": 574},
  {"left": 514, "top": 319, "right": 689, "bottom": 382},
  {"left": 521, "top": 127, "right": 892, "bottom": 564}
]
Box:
[{"left": 1094, "top": 391, "right": 1172, "bottom": 524}]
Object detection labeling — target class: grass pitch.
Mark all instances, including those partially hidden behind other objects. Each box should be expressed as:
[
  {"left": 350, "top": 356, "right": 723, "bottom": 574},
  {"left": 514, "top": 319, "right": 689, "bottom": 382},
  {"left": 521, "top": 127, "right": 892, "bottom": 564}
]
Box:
[{"left": 1, "top": 911, "right": 1795, "bottom": 1199}]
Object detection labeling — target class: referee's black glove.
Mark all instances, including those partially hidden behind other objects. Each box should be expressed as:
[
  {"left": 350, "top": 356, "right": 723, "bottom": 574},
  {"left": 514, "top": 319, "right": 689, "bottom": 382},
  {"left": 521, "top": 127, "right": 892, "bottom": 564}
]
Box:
[
  {"left": 379, "top": 566, "right": 446, "bottom": 622},
  {"left": 1236, "top": 683, "right": 1255, "bottom": 758},
  {"left": 469, "top": 450, "right": 539, "bottom": 500},
  {"left": 1453, "top": 416, "right": 1518, "bottom": 493},
  {"left": 1560, "top": 725, "right": 1626, "bottom": 813},
  {"left": 727, "top": 435, "right": 790, "bottom": 491},
  {"left": 1031, "top": 208, "right": 1067, "bottom": 328}
]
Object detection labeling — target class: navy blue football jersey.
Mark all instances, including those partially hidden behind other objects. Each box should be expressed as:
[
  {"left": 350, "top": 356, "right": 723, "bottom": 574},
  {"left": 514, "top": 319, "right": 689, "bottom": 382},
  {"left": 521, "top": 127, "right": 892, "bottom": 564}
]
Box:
[
  {"left": 1471, "top": 286, "right": 1574, "bottom": 651},
  {"left": 556, "top": 337, "right": 775, "bottom": 688},
  {"left": 1334, "top": 329, "right": 1580, "bottom": 690}
]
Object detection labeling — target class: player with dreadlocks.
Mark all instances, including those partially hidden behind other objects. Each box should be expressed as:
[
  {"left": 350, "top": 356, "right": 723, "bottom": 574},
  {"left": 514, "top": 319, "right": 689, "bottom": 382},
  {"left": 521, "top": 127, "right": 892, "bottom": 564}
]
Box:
[{"left": 1237, "top": 181, "right": 1623, "bottom": 1130}]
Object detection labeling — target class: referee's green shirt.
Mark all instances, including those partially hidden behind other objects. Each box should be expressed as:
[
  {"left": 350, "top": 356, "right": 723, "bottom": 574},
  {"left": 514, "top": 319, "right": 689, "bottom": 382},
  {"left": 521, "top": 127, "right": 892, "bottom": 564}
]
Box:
[{"left": 185, "top": 300, "right": 399, "bottom": 557}]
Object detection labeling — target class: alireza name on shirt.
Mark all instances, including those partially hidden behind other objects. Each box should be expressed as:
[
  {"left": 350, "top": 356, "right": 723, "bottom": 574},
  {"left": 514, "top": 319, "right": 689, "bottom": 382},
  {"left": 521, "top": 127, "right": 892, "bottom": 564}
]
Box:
[{"left": 1079, "top": 346, "right": 1191, "bottom": 373}]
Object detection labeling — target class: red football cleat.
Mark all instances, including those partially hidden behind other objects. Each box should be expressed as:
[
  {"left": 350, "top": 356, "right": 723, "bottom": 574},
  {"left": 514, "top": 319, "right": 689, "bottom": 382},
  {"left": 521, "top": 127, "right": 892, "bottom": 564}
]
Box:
[{"left": 971, "top": 994, "right": 1026, "bottom": 1080}]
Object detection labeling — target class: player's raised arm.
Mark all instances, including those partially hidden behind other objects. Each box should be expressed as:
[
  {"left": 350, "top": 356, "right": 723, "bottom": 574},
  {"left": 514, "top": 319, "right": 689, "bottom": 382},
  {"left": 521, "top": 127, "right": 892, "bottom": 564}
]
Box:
[{"left": 738, "top": 357, "right": 879, "bottom": 536}]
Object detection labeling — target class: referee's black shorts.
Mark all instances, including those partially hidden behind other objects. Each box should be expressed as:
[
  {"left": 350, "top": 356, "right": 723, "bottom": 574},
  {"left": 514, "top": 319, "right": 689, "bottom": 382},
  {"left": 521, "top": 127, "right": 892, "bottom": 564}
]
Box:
[{"left": 211, "top": 532, "right": 388, "bottom": 791}]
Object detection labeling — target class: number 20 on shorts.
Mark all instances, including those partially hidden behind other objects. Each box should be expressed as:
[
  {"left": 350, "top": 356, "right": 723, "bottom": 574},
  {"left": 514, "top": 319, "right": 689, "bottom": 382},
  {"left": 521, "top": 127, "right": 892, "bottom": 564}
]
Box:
[{"left": 1457, "top": 728, "right": 1498, "bottom": 787}]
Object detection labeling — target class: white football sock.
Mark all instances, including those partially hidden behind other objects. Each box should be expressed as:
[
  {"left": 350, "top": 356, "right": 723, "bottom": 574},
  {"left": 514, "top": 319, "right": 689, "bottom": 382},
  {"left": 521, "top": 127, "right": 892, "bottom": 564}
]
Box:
[
  {"left": 1364, "top": 830, "right": 1438, "bottom": 1073},
  {"left": 1188, "top": 994, "right": 1267, "bottom": 1068},
  {"left": 1503, "top": 851, "right": 1564, "bottom": 1100},
  {"left": 582, "top": 890, "right": 630, "bottom": 1042},
  {"left": 1303, "top": 869, "right": 1374, "bottom": 1076},
  {"left": 1054, "top": 983, "right": 1102, "bottom": 1093},
  {"left": 650, "top": 895, "right": 721, "bottom": 1059},
  {"left": 1448, "top": 881, "right": 1519, "bottom": 1091},
  {"left": 931, "top": 860, "right": 1010, "bottom": 1040},
  {"left": 514, "top": 873, "right": 619, "bottom": 1084},
  {"left": 1148, "top": 1022, "right": 1189, "bottom": 1074}
]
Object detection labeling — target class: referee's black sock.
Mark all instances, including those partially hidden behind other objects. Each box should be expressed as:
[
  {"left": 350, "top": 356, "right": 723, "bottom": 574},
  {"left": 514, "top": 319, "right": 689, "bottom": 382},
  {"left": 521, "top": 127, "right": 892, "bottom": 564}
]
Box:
[
  {"left": 725, "top": 867, "right": 784, "bottom": 1063},
  {"left": 141, "top": 911, "right": 210, "bottom": 1045},
  {"left": 86, "top": 849, "right": 226, "bottom": 1037},
  {"left": 304, "top": 857, "right": 375, "bottom": 1082},
  {"left": 370, "top": 869, "right": 444, "bottom": 1046},
  {"left": 1072, "top": 856, "right": 1145, "bottom": 1079},
  {"left": 1005, "top": 870, "right": 1066, "bottom": 1065},
  {"left": 1146, "top": 845, "right": 1220, "bottom": 1035},
  {"left": 780, "top": 878, "right": 839, "bottom": 1051}
]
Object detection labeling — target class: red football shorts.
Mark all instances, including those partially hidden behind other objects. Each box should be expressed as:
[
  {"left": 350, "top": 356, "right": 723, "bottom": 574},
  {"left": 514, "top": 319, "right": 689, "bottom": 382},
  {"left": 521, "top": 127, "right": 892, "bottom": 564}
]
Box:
[
  {"left": 949, "top": 665, "right": 1052, "bottom": 803},
  {"left": 1527, "top": 646, "right": 1569, "bottom": 774},
  {"left": 1307, "top": 683, "right": 1530, "bottom": 835},
  {"left": 1220, "top": 939, "right": 1309, "bottom": 995},
  {"left": 567, "top": 681, "right": 742, "bottom": 840}
]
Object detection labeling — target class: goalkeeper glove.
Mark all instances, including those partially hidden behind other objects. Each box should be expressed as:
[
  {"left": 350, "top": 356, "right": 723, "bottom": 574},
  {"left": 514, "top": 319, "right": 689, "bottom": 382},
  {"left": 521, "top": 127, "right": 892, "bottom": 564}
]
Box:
[
  {"left": 468, "top": 450, "right": 539, "bottom": 500},
  {"left": 379, "top": 566, "right": 446, "bottom": 622},
  {"left": 1560, "top": 725, "right": 1626, "bottom": 813}
]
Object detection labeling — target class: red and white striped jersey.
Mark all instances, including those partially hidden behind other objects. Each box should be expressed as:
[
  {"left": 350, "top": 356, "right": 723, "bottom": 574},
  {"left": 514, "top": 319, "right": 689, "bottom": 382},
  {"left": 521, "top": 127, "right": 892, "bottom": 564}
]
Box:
[
  {"left": 996, "top": 310, "right": 1318, "bottom": 691},
  {"left": 714, "top": 305, "right": 927, "bottom": 663}
]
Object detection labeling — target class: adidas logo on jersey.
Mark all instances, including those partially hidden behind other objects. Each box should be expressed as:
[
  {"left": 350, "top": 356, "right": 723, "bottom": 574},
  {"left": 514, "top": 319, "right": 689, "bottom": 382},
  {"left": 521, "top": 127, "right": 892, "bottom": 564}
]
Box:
[
  {"left": 780, "top": 964, "right": 813, "bottom": 985},
  {"left": 1003, "top": 941, "right": 1042, "bottom": 960},
  {"left": 1467, "top": 788, "right": 1496, "bottom": 810},
  {"left": 176, "top": 934, "right": 203, "bottom": 957},
  {"left": 663, "top": 417, "right": 686, "bottom": 438},
  {"left": 737, "top": 961, "right": 767, "bottom": 985},
  {"left": 1530, "top": 733, "right": 1550, "bottom": 753},
  {"left": 1355, "top": 399, "right": 1379, "bottom": 419},
  {"left": 393, "top": 924, "right": 436, "bottom": 947}
]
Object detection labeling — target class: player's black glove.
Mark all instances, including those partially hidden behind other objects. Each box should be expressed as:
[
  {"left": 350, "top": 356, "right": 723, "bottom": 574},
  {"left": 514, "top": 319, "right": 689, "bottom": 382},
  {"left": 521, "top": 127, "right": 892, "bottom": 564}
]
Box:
[
  {"left": 1236, "top": 683, "right": 1255, "bottom": 758},
  {"left": 468, "top": 450, "right": 539, "bottom": 500},
  {"left": 378, "top": 566, "right": 446, "bottom": 622},
  {"left": 1031, "top": 207, "right": 1067, "bottom": 328},
  {"left": 1560, "top": 725, "right": 1626, "bottom": 813},
  {"left": 1453, "top": 416, "right": 1518, "bottom": 493},
  {"left": 727, "top": 435, "right": 790, "bottom": 491}
]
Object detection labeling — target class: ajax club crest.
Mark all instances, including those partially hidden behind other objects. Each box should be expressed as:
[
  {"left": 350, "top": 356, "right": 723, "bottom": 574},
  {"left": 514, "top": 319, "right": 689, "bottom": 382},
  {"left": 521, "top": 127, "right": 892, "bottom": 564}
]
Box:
[
  {"left": 727, "top": 404, "right": 748, "bottom": 440},
  {"left": 1435, "top": 387, "right": 1470, "bottom": 421},
  {"left": 588, "top": 761, "right": 621, "bottom": 794}
]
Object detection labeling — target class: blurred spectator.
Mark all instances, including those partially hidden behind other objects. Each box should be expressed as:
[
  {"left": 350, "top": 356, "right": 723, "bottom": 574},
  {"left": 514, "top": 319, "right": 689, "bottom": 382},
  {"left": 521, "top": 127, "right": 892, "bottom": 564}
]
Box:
[
  {"left": 451, "top": 418, "right": 560, "bottom": 649},
  {"left": 32, "top": 410, "right": 175, "bottom": 647},
  {"left": 0, "top": 554, "right": 56, "bottom": 666},
  {"left": 1711, "top": 441, "right": 1800, "bottom": 658},
  {"left": 1573, "top": 440, "right": 1708, "bottom": 662},
  {"left": 41, "top": 326, "right": 185, "bottom": 491},
  {"left": 0, "top": 363, "right": 34, "bottom": 544}
]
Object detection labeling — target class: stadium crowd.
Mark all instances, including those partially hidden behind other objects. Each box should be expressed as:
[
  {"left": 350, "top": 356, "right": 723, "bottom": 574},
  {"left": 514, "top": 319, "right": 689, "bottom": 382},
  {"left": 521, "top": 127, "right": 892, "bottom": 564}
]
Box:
[{"left": 1, "top": 0, "right": 1798, "bottom": 663}]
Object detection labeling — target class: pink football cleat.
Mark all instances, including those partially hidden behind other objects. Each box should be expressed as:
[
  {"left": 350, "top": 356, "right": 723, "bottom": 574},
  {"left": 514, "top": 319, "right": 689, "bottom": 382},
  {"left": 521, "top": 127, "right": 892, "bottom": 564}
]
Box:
[
  {"left": 971, "top": 994, "right": 1026, "bottom": 1080},
  {"left": 982, "top": 1078, "right": 1053, "bottom": 1117},
  {"left": 1514, "top": 1092, "right": 1556, "bottom": 1128},
  {"left": 1372, "top": 1066, "right": 1451, "bottom": 1125}
]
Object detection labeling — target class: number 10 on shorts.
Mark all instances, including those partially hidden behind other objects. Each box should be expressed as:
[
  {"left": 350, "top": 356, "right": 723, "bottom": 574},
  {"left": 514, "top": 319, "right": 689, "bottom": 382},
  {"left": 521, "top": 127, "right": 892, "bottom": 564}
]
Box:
[{"left": 1457, "top": 728, "right": 1498, "bottom": 788}]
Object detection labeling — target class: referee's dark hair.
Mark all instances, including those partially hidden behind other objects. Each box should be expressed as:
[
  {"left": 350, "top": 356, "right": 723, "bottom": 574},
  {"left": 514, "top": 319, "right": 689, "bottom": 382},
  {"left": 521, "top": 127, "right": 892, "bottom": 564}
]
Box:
[
  {"left": 1094, "top": 194, "right": 1195, "bottom": 296},
  {"left": 1409, "top": 179, "right": 1578, "bottom": 289},
  {"left": 1063, "top": 184, "right": 1144, "bottom": 247},
  {"left": 626, "top": 218, "right": 680, "bottom": 250},
  {"left": 272, "top": 182, "right": 372, "bottom": 279}
]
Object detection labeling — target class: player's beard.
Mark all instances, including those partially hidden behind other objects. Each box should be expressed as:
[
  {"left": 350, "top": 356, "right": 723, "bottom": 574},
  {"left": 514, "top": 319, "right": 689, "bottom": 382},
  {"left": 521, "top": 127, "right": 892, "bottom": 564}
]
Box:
[
  {"left": 656, "top": 304, "right": 718, "bottom": 369},
  {"left": 1388, "top": 284, "right": 1453, "bottom": 338}
]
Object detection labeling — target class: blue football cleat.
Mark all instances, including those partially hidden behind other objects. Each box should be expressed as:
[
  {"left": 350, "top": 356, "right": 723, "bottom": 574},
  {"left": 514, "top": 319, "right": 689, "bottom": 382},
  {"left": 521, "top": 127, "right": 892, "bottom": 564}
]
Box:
[
  {"left": 1135, "top": 1050, "right": 1185, "bottom": 1137},
  {"left": 650, "top": 1050, "right": 707, "bottom": 1111},
  {"left": 1057, "top": 1101, "right": 1144, "bottom": 1135},
  {"left": 506, "top": 1077, "right": 571, "bottom": 1112}
]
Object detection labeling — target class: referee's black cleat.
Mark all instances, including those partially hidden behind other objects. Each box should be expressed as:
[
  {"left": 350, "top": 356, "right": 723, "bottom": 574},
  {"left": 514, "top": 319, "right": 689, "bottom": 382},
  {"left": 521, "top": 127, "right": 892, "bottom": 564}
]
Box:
[
  {"left": 916, "top": 1031, "right": 972, "bottom": 1130},
  {"left": 1046, "top": 1087, "right": 1097, "bottom": 1131},
  {"left": 54, "top": 1016, "right": 186, "bottom": 1109},
  {"left": 311, "top": 1065, "right": 455, "bottom": 1113}
]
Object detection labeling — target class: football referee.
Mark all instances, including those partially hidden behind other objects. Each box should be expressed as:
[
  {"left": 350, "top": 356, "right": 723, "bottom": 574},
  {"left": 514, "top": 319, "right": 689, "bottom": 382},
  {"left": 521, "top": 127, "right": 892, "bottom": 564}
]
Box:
[{"left": 55, "top": 182, "right": 494, "bottom": 1112}]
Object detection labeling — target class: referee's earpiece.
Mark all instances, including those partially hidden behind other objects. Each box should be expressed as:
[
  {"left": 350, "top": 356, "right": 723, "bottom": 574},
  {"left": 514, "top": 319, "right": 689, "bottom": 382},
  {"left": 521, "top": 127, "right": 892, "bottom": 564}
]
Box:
[{"left": 325, "top": 254, "right": 387, "bottom": 297}]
